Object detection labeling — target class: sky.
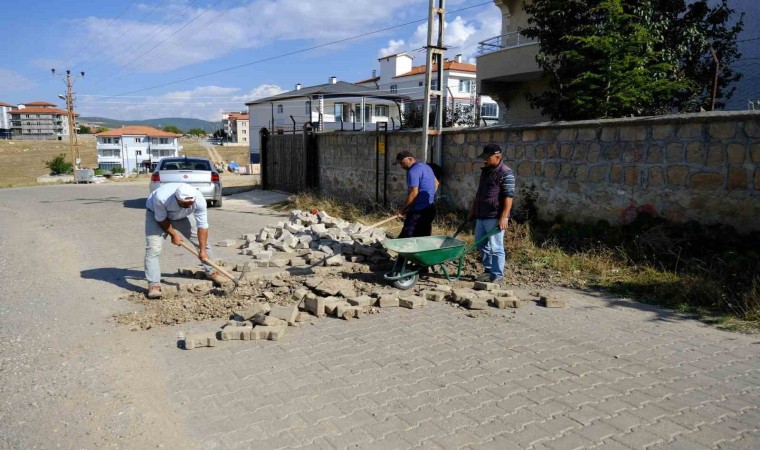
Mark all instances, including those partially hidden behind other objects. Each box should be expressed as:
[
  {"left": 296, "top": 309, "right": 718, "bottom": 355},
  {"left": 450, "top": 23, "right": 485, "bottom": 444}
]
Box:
[
  {"left": 0, "top": 0, "right": 756, "bottom": 122},
  {"left": 0, "top": 0, "right": 501, "bottom": 122}
]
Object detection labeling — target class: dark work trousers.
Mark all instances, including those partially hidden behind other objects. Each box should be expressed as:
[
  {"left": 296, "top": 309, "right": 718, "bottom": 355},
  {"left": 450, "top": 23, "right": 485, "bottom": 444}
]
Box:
[{"left": 398, "top": 204, "right": 437, "bottom": 238}]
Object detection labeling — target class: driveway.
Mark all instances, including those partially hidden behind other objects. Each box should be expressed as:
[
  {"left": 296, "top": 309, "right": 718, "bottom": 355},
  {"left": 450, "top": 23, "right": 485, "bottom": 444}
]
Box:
[{"left": 0, "top": 183, "right": 758, "bottom": 449}]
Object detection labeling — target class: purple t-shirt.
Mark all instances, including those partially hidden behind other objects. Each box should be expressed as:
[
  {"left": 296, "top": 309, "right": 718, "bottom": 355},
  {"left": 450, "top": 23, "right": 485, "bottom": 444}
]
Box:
[{"left": 407, "top": 162, "right": 436, "bottom": 211}]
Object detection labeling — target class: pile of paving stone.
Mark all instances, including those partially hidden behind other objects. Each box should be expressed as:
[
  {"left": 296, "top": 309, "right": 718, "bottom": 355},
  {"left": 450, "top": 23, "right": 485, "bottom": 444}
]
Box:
[
  {"left": 178, "top": 278, "right": 551, "bottom": 349},
  {"left": 215, "top": 209, "right": 392, "bottom": 268}
]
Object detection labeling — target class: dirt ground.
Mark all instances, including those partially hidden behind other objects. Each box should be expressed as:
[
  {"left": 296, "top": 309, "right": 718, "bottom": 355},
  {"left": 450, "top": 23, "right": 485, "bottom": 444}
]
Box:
[{"left": 113, "top": 252, "right": 566, "bottom": 331}]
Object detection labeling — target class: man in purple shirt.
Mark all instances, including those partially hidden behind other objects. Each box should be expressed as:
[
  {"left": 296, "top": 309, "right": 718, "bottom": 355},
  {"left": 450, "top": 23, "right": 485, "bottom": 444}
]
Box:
[{"left": 393, "top": 150, "right": 439, "bottom": 238}]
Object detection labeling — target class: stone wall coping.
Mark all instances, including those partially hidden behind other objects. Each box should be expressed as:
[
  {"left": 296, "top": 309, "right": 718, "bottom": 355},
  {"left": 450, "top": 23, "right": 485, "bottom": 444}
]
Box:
[{"left": 314, "top": 110, "right": 760, "bottom": 137}]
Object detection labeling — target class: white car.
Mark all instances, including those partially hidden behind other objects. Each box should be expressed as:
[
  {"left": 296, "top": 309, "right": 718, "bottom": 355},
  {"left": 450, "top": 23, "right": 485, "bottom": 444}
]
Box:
[{"left": 149, "top": 157, "right": 223, "bottom": 207}]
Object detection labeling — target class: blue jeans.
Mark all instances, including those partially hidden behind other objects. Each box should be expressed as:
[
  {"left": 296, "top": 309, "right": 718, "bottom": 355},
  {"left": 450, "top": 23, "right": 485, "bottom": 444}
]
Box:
[
  {"left": 144, "top": 210, "right": 214, "bottom": 286},
  {"left": 475, "top": 218, "right": 506, "bottom": 279}
]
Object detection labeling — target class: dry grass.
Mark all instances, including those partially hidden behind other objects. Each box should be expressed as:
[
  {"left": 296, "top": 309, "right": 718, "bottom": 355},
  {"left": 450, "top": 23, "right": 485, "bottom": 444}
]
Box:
[
  {"left": 276, "top": 191, "right": 760, "bottom": 333},
  {"left": 0, "top": 136, "right": 98, "bottom": 187},
  {"left": 0, "top": 137, "right": 256, "bottom": 188}
]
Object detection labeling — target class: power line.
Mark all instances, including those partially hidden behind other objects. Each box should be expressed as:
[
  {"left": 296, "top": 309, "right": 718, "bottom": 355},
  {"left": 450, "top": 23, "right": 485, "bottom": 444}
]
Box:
[{"left": 93, "top": 1, "right": 493, "bottom": 101}]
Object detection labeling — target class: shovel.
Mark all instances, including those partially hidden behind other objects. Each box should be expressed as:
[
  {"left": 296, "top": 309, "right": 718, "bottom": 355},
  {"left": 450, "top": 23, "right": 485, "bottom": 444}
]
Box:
[
  {"left": 177, "top": 239, "right": 246, "bottom": 294},
  {"left": 363, "top": 214, "right": 402, "bottom": 231}
]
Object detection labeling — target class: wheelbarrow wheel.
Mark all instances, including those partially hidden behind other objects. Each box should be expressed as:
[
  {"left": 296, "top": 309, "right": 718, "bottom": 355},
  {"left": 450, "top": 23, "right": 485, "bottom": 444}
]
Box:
[{"left": 392, "top": 273, "right": 418, "bottom": 290}]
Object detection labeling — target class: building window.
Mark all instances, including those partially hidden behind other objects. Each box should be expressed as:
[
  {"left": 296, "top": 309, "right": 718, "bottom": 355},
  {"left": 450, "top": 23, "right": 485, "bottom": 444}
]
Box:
[
  {"left": 354, "top": 104, "right": 361, "bottom": 122},
  {"left": 364, "top": 104, "right": 372, "bottom": 122},
  {"left": 277, "top": 104, "right": 283, "bottom": 114},
  {"left": 305, "top": 101, "right": 311, "bottom": 115},
  {"left": 431, "top": 79, "right": 439, "bottom": 90},
  {"left": 481, "top": 103, "right": 498, "bottom": 118},
  {"left": 114, "top": 138, "right": 120, "bottom": 144},
  {"left": 374, "top": 105, "right": 389, "bottom": 117},
  {"left": 160, "top": 138, "right": 169, "bottom": 144},
  {"left": 390, "top": 85, "right": 398, "bottom": 94},
  {"left": 135, "top": 137, "right": 142, "bottom": 143},
  {"left": 459, "top": 80, "right": 475, "bottom": 93},
  {"left": 242, "top": 137, "right": 247, "bottom": 142},
  {"left": 136, "top": 150, "right": 142, "bottom": 156},
  {"left": 334, "top": 103, "right": 350, "bottom": 122},
  {"left": 242, "top": 129, "right": 246, "bottom": 134},
  {"left": 418, "top": 81, "right": 423, "bottom": 87}
]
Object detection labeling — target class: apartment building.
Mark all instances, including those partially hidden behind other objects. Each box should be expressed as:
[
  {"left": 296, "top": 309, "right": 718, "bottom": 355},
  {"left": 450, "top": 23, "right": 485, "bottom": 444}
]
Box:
[
  {"left": 8, "top": 101, "right": 74, "bottom": 140},
  {"left": 356, "top": 52, "right": 500, "bottom": 125},
  {"left": 222, "top": 112, "right": 250, "bottom": 144},
  {"left": 95, "top": 125, "right": 182, "bottom": 172},
  {"left": 0, "top": 101, "right": 13, "bottom": 138},
  {"left": 476, "top": 0, "right": 547, "bottom": 124}
]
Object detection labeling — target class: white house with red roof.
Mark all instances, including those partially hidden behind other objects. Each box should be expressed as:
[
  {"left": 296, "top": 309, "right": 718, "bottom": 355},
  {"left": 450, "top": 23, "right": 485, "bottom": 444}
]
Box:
[
  {"left": 356, "top": 53, "right": 500, "bottom": 125},
  {"left": 95, "top": 125, "right": 182, "bottom": 173},
  {"left": 7, "top": 101, "right": 75, "bottom": 140}
]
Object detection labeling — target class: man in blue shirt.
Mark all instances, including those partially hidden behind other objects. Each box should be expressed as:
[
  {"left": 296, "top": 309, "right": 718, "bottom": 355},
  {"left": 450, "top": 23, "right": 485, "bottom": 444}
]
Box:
[
  {"left": 393, "top": 150, "right": 439, "bottom": 238},
  {"left": 145, "top": 183, "right": 225, "bottom": 299}
]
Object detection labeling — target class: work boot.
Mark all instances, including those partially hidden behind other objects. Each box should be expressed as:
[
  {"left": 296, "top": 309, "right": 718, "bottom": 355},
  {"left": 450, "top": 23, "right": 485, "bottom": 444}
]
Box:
[
  {"left": 206, "top": 271, "right": 227, "bottom": 286},
  {"left": 475, "top": 272, "right": 492, "bottom": 282},
  {"left": 147, "top": 284, "right": 162, "bottom": 299}
]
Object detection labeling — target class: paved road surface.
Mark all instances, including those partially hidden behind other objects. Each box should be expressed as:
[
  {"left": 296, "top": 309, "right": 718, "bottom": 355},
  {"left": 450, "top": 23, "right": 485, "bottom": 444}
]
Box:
[{"left": 0, "top": 183, "right": 758, "bottom": 449}]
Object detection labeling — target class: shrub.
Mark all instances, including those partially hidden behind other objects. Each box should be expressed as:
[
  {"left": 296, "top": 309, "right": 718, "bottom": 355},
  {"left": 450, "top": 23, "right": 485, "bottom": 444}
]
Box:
[{"left": 45, "top": 154, "right": 73, "bottom": 175}]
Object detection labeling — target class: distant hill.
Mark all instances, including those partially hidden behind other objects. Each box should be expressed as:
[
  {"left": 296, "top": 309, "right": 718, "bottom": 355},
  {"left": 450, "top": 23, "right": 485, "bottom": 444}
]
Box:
[{"left": 78, "top": 117, "right": 217, "bottom": 133}]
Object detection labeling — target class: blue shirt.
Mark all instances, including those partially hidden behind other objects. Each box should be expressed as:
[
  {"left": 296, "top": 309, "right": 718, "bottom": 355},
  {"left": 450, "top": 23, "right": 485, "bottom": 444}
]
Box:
[
  {"left": 146, "top": 183, "right": 209, "bottom": 228},
  {"left": 407, "top": 162, "right": 436, "bottom": 211}
]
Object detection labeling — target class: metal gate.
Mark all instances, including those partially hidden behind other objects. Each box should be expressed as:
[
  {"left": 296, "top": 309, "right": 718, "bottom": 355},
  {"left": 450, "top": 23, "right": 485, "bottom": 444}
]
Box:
[{"left": 260, "top": 126, "right": 319, "bottom": 193}]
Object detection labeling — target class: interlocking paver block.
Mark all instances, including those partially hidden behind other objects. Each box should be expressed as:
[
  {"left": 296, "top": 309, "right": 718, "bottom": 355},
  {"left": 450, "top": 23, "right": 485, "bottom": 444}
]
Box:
[
  {"left": 474, "top": 281, "right": 498, "bottom": 291},
  {"left": 492, "top": 296, "right": 522, "bottom": 309},
  {"left": 220, "top": 325, "right": 253, "bottom": 341},
  {"left": 541, "top": 294, "right": 566, "bottom": 308},
  {"left": 304, "top": 295, "right": 325, "bottom": 317},
  {"left": 269, "top": 304, "right": 298, "bottom": 323},
  {"left": 253, "top": 314, "right": 287, "bottom": 327},
  {"left": 434, "top": 285, "right": 453, "bottom": 293},
  {"left": 295, "top": 312, "right": 311, "bottom": 323},
  {"left": 453, "top": 289, "right": 477, "bottom": 304},
  {"left": 183, "top": 332, "right": 218, "bottom": 350},
  {"left": 493, "top": 289, "right": 515, "bottom": 298},
  {"left": 232, "top": 303, "right": 270, "bottom": 321},
  {"left": 465, "top": 298, "right": 488, "bottom": 310},
  {"left": 251, "top": 325, "right": 287, "bottom": 341},
  {"left": 378, "top": 295, "right": 400, "bottom": 307},
  {"left": 348, "top": 295, "right": 374, "bottom": 307},
  {"left": 323, "top": 297, "right": 343, "bottom": 315},
  {"left": 422, "top": 290, "right": 446, "bottom": 302},
  {"left": 336, "top": 303, "right": 363, "bottom": 320},
  {"left": 216, "top": 239, "right": 236, "bottom": 247},
  {"left": 290, "top": 288, "right": 309, "bottom": 302},
  {"left": 399, "top": 296, "right": 427, "bottom": 309}
]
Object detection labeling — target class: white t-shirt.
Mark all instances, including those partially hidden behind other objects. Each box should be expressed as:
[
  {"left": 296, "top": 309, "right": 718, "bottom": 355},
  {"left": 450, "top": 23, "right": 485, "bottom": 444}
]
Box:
[{"left": 146, "top": 183, "right": 209, "bottom": 229}]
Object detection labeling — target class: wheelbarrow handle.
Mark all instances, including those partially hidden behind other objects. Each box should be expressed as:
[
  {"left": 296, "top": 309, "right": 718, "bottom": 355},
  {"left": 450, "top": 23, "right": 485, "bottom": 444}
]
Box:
[
  {"left": 463, "top": 225, "right": 502, "bottom": 253},
  {"left": 451, "top": 218, "right": 472, "bottom": 239}
]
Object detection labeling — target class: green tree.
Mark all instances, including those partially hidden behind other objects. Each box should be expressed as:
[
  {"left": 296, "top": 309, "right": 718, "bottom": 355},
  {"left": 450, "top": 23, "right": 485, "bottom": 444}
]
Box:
[
  {"left": 161, "top": 125, "right": 183, "bottom": 134},
  {"left": 78, "top": 125, "right": 91, "bottom": 134},
  {"left": 521, "top": 0, "right": 743, "bottom": 120},
  {"left": 187, "top": 128, "right": 206, "bottom": 136},
  {"left": 45, "top": 154, "right": 74, "bottom": 175}
]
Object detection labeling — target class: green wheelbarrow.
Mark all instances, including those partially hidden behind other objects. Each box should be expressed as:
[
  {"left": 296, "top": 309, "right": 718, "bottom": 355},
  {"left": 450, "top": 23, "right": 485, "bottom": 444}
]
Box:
[{"left": 381, "top": 222, "right": 501, "bottom": 290}]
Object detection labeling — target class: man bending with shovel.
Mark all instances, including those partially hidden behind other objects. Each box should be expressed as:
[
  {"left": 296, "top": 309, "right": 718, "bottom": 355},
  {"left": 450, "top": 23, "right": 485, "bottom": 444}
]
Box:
[{"left": 145, "top": 183, "right": 225, "bottom": 299}]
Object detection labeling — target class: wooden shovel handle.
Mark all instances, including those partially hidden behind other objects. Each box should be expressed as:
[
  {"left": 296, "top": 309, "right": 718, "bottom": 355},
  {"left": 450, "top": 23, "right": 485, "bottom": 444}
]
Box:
[
  {"left": 364, "top": 214, "right": 402, "bottom": 231},
  {"left": 177, "top": 239, "right": 238, "bottom": 284}
]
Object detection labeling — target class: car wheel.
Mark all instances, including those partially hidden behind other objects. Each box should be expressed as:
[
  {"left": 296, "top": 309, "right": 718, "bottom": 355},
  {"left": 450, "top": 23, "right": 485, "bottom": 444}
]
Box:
[{"left": 215, "top": 196, "right": 223, "bottom": 208}]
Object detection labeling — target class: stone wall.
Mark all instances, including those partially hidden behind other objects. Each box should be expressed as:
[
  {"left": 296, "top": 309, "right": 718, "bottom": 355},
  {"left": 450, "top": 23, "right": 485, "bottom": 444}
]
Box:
[{"left": 316, "top": 111, "right": 760, "bottom": 232}]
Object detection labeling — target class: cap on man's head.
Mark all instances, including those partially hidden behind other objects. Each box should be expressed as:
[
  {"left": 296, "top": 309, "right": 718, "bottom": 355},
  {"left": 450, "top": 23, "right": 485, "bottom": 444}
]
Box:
[
  {"left": 477, "top": 143, "right": 502, "bottom": 160},
  {"left": 393, "top": 150, "right": 414, "bottom": 164},
  {"left": 175, "top": 184, "right": 197, "bottom": 202}
]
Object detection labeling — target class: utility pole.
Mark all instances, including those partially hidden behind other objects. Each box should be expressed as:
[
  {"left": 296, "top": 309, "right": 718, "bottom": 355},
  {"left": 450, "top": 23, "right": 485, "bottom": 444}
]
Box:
[
  {"left": 422, "top": 0, "right": 446, "bottom": 166},
  {"left": 52, "top": 69, "right": 85, "bottom": 169}
]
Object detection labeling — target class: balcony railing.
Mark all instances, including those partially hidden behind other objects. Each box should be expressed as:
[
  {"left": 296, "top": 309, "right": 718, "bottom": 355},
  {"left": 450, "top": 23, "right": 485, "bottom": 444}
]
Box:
[{"left": 477, "top": 31, "right": 538, "bottom": 56}]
